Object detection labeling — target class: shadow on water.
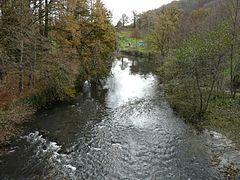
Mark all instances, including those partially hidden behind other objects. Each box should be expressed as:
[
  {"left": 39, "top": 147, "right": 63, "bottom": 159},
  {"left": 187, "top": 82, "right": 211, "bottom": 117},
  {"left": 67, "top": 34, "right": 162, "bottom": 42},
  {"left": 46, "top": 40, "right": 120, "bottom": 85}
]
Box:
[{"left": 0, "top": 56, "right": 220, "bottom": 179}]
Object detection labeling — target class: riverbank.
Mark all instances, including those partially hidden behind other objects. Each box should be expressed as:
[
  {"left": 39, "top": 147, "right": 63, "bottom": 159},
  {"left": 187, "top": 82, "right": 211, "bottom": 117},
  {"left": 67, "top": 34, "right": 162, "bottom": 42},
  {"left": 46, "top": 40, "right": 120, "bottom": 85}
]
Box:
[
  {"left": 164, "top": 89, "right": 240, "bottom": 178},
  {"left": 0, "top": 104, "right": 33, "bottom": 152},
  {"left": 117, "top": 29, "right": 160, "bottom": 60},
  {"left": 0, "top": 88, "right": 76, "bottom": 153},
  {"left": 0, "top": 50, "right": 115, "bottom": 153},
  {"left": 165, "top": 92, "right": 240, "bottom": 148},
  {"left": 204, "top": 97, "right": 240, "bottom": 146},
  {"left": 119, "top": 49, "right": 158, "bottom": 59},
  {"left": 204, "top": 130, "right": 240, "bottom": 179},
  {"left": 156, "top": 52, "right": 240, "bottom": 177}
]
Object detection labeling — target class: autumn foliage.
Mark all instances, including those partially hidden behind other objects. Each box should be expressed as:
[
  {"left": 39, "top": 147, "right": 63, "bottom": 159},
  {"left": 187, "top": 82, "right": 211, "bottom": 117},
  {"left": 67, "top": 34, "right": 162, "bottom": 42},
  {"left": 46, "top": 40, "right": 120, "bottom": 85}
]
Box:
[{"left": 0, "top": 0, "right": 116, "bottom": 145}]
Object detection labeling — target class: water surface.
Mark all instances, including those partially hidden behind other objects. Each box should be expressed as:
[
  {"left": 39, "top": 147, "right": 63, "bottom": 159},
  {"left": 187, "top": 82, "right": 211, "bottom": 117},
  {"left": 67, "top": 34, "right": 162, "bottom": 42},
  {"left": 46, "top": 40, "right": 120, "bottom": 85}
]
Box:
[{"left": 0, "top": 57, "right": 220, "bottom": 179}]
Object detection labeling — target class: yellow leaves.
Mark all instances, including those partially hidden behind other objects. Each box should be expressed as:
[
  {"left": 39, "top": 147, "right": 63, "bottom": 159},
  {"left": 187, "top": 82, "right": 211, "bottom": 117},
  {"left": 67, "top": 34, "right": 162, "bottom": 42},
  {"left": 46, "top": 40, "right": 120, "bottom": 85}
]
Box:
[
  {"left": 49, "top": 0, "right": 116, "bottom": 83},
  {"left": 159, "top": 7, "right": 183, "bottom": 23},
  {"left": 63, "top": 16, "right": 80, "bottom": 32},
  {"left": 68, "top": 0, "right": 88, "bottom": 11},
  {"left": 148, "top": 7, "right": 182, "bottom": 55},
  {"left": 191, "top": 8, "right": 211, "bottom": 21}
]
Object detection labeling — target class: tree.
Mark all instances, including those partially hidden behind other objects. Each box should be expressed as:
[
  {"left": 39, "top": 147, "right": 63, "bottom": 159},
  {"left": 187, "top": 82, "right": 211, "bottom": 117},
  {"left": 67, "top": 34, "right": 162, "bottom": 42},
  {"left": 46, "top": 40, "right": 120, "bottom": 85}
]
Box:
[
  {"left": 160, "top": 24, "right": 231, "bottom": 120},
  {"left": 137, "top": 12, "right": 157, "bottom": 33},
  {"left": 130, "top": 28, "right": 141, "bottom": 49},
  {"left": 0, "top": 0, "right": 116, "bottom": 101},
  {"left": 51, "top": 0, "right": 116, "bottom": 87},
  {"left": 116, "top": 20, "right": 123, "bottom": 28},
  {"left": 132, "top": 10, "right": 138, "bottom": 28},
  {"left": 0, "top": 0, "right": 117, "bottom": 146},
  {"left": 121, "top": 13, "right": 129, "bottom": 28},
  {"left": 225, "top": 0, "right": 240, "bottom": 96},
  {"left": 147, "top": 7, "right": 183, "bottom": 57},
  {"left": 0, "top": 0, "right": 37, "bottom": 93}
]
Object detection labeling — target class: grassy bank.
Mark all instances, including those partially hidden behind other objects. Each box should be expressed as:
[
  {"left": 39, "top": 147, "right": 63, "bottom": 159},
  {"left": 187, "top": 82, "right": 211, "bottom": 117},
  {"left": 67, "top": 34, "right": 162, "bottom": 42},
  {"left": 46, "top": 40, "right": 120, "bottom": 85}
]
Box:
[
  {"left": 118, "top": 30, "right": 142, "bottom": 51},
  {"left": 204, "top": 96, "right": 240, "bottom": 148},
  {"left": 117, "top": 29, "right": 161, "bottom": 59},
  {"left": 164, "top": 86, "right": 240, "bottom": 148}
]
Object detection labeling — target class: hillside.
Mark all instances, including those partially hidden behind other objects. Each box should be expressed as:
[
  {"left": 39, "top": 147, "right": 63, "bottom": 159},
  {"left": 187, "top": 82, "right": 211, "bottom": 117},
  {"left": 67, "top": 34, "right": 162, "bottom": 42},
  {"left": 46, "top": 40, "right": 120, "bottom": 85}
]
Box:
[{"left": 137, "top": 0, "right": 221, "bottom": 32}]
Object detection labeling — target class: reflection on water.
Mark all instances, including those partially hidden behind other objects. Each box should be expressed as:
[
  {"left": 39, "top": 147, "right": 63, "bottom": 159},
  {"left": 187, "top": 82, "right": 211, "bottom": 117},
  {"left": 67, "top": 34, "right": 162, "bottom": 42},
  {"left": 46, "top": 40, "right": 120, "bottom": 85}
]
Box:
[
  {"left": 0, "top": 57, "right": 220, "bottom": 180},
  {"left": 106, "top": 58, "right": 156, "bottom": 108}
]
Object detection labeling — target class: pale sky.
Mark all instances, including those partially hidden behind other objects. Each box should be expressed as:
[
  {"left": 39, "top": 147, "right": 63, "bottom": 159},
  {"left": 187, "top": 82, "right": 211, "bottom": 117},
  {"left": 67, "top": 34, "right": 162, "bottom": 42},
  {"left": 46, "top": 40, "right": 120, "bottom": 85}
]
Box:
[{"left": 102, "top": 0, "right": 175, "bottom": 24}]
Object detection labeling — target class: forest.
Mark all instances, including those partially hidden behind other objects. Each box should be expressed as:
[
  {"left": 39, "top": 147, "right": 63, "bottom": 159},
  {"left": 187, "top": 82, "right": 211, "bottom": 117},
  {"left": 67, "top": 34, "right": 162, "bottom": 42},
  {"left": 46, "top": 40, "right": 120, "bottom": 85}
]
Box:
[{"left": 0, "top": 0, "right": 116, "bottom": 145}]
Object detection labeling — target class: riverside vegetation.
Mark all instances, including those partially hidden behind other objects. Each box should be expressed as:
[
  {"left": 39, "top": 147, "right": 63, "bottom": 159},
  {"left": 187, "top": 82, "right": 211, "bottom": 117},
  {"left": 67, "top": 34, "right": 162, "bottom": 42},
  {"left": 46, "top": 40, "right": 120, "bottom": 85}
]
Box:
[
  {"left": 0, "top": 0, "right": 116, "bottom": 147},
  {"left": 151, "top": 0, "right": 240, "bottom": 147},
  {"left": 116, "top": 0, "right": 240, "bottom": 147}
]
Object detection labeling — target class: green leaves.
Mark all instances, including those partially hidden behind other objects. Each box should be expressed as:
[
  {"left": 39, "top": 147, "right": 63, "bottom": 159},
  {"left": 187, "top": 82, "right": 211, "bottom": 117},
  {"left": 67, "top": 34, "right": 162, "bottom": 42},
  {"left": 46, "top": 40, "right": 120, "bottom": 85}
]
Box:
[{"left": 161, "top": 22, "right": 233, "bottom": 122}]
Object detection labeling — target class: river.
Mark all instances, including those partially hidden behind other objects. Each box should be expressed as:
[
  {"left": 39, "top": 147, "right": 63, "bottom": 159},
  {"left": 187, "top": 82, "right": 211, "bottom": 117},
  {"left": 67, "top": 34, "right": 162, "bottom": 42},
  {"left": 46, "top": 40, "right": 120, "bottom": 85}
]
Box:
[{"left": 0, "top": 56, "right": 220, "bottom": 179}]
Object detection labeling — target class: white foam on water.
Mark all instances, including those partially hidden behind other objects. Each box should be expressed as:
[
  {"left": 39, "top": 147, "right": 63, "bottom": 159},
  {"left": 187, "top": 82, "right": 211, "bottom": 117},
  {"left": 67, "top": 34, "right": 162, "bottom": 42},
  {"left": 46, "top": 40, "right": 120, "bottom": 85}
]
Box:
[
  {"left": 23, "top": 131, "right": 78, "bottom": 179},
  {"left": 64, "top": 164, "right": 77, "bottom": 171}
]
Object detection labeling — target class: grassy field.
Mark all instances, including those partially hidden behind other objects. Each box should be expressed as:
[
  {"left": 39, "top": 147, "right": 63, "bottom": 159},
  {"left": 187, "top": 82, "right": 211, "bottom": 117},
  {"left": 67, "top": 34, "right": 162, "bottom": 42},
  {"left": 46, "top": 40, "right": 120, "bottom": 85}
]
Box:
[{"left": 117, "top": 30, "right": 146, "bottom": 52}]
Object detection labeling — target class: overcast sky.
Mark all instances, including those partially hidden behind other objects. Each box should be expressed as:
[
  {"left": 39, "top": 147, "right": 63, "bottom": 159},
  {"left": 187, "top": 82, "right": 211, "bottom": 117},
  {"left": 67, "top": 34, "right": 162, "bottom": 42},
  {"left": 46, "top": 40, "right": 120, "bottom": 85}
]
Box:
[{"left": 102, "top": 0, "right": 175, "bottom": 24}]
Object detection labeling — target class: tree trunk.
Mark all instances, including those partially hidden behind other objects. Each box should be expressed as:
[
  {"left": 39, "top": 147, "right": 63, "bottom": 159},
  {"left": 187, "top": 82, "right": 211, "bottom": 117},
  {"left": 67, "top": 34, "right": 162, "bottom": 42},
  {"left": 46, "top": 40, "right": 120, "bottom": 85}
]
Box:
[
  {"left": 230, "top": 0, "right": 239, "bottom": 97},
  {"left": 195, "top": 68, "right": 204, "bottom": 120},
  {"left": 19, "top": 40, "right": 24, "bottom": 94},
  {"left": 29, "top": 40, "right": 36, "bottom": 87},
  {"left": 39, "top": 0, "right": 44, "bottom": 35},
  {"left": 44, "top": 0, "right": 49, "bottom": 37}
]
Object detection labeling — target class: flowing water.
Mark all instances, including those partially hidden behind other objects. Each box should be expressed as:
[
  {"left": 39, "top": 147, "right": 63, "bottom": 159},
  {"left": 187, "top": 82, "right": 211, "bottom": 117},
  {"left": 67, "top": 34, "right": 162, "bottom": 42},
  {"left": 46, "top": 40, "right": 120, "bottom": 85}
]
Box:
[{"left": 0, "top": 57, "right": 221, "bottom": 179}]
